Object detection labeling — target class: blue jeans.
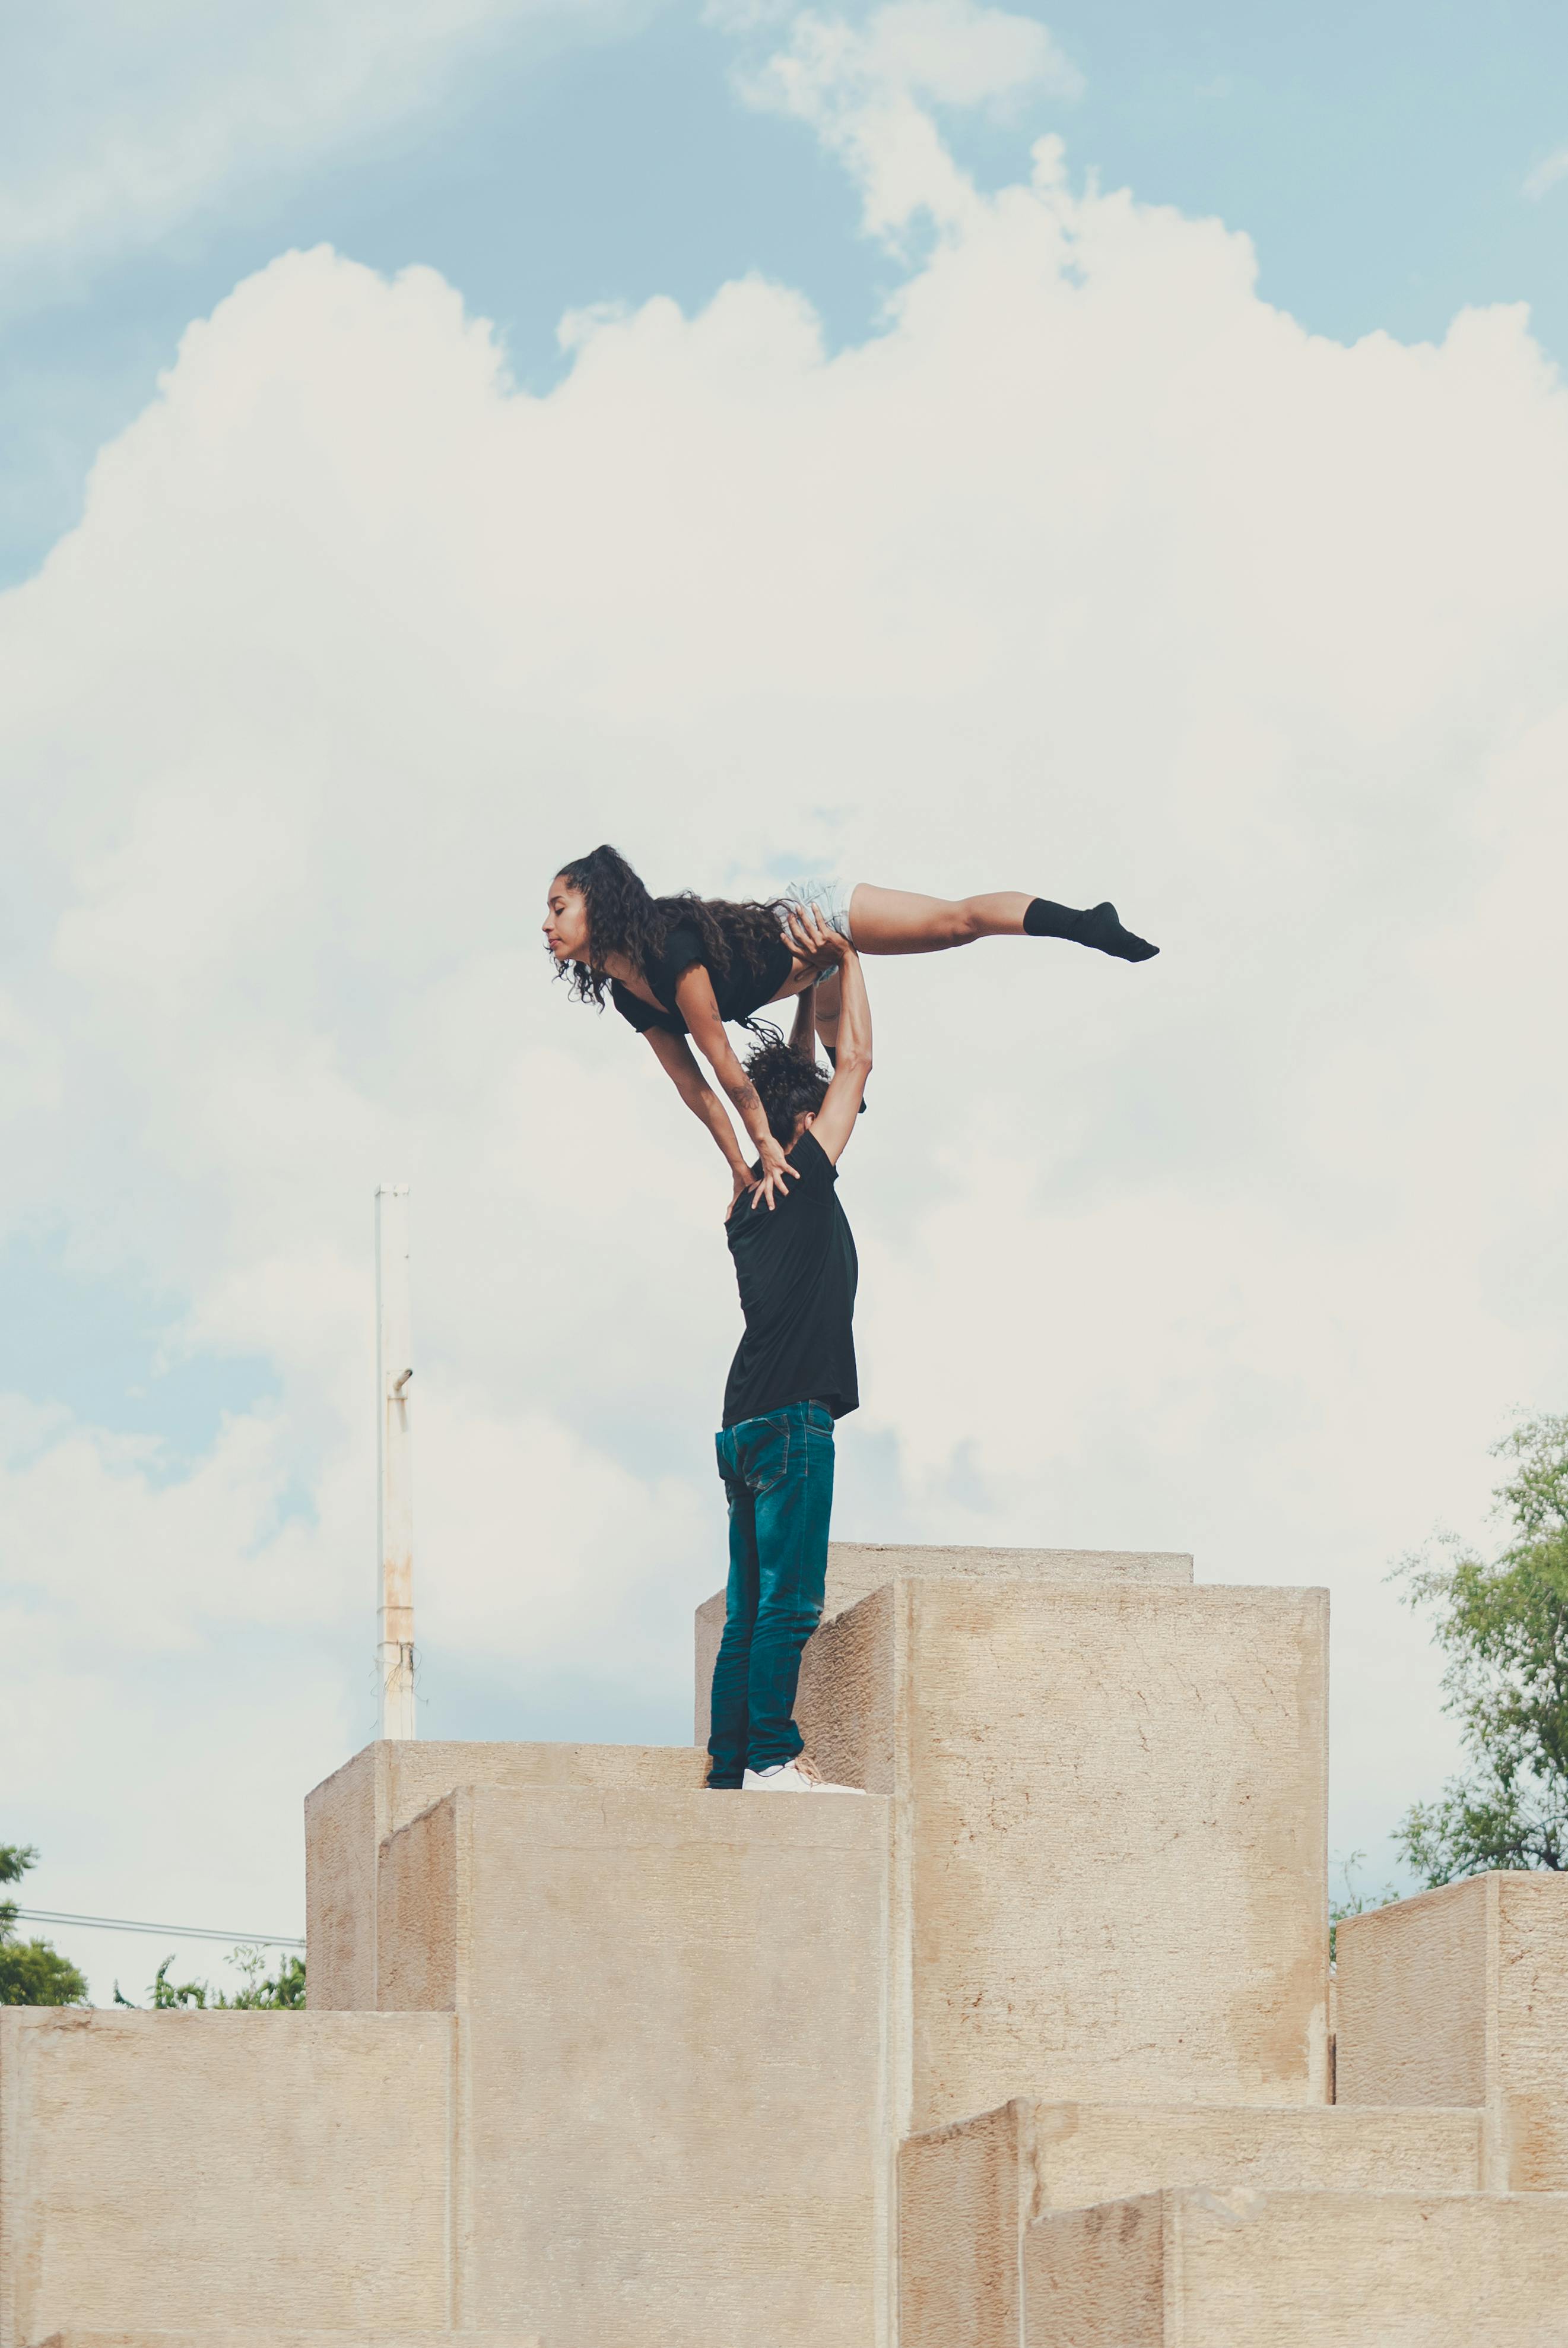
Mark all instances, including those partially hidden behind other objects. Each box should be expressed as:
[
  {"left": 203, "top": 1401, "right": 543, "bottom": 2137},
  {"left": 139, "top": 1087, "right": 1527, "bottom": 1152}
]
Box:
[{"left": 707, "top": 1402, "right": 836, "bottom": 1786}]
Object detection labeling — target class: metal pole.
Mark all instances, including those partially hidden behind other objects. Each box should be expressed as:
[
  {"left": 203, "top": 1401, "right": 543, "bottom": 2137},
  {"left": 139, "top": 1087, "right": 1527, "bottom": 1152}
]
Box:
[{"left": 375, "top": 1183, "right": 417, "bottom": 1740}]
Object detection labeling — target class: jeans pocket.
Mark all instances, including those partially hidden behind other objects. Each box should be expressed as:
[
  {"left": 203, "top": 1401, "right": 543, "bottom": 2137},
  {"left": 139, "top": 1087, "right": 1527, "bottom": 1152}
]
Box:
[{"left": 743, "top": 1412, "right": 793, "bottom": 1496}]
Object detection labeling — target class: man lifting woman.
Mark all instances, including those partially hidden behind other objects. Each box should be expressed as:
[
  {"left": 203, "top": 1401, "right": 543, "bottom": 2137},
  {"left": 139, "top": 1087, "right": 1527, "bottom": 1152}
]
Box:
[{"left": 542, "top": 850, "right": 1157, "bottom": 1791}]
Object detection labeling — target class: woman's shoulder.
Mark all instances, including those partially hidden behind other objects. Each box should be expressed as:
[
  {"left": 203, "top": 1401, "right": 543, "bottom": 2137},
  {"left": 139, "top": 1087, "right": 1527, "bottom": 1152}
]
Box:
[{"left": 652, "top": 916, "right": 708, "bottom": 987}]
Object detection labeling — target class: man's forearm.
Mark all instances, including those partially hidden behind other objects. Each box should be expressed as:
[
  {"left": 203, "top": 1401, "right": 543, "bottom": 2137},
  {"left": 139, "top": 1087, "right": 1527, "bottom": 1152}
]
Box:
[
  {"left": 834, "top": 947, "right": 872, "bottom": 1066},
  {"left": 789, "top": 982, "right": 817, "bottom": 1057}
]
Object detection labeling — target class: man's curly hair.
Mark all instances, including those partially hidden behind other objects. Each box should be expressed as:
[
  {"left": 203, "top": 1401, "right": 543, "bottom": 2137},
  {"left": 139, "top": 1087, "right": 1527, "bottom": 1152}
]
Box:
[
  {"left": 742, "top": 1027, "right": 831, "bottom": 1145},
  {"left": 550, "top": 843, "right": 790, "bottom": 1012}
]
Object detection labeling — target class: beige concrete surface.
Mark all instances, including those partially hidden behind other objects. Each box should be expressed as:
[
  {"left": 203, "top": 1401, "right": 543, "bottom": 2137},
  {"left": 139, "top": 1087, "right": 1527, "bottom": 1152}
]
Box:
[
  {"left": 35, "top": 2336, "right": 540, "bottom": 2347},
  {"left": 898, "top": 2094, "right": 1487, "bottom": 2338},
  {"left": 899, "top": 2098, "right": 1034, "bottom": 2348},
  {"left": 0, "top": 2011, "right": 455, "bottom": 2348},
  {"left": 1024, "top": 2188, "right": 1568, "bottom": 2346},
  {"left": 305, "top": 1739, "right": 707, "bottom": 2008},
  {"left": 1337, "top": 1871, "right": 1568, "bottom": 2188},
  {"left": 693, "top": 1545, "right": 1194, "bottom": 1745},
  {"left": 377, "top": 1783, "right": 892, "bottom": 2348},
  {"left": 781, "top": 1577, "right": 1329, "bottom": 2129}
]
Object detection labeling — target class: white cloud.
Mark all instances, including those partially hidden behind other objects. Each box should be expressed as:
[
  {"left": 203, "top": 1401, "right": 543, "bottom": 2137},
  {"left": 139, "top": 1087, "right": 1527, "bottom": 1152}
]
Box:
[
  {"left": 738, "top": 0, "right": 1082, "bottom": 236},
  {"left": 1523, "top": 145, "right": 1568, "bottom": 201},
  {"left": 8, "top": 54, "right": 1568, "bottom": 1973},
  {"left": 0, "top": 0, "right": 640, "bottom": 293}
]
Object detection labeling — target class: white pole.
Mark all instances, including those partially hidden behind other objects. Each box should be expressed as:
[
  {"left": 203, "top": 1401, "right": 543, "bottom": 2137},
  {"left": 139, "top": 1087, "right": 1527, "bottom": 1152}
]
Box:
[{"left": 375, "top": 1184, "right": 417, "bottom": 1741}]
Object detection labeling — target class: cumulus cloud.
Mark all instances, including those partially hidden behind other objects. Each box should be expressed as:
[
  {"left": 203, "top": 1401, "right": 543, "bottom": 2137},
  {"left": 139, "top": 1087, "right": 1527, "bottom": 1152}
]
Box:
[
  {"left": 7, "top": 24, "right": 1568, "bottom": 1978},
  {"left": 737, "top": 0, "right": 1083, "bottom": 235}
]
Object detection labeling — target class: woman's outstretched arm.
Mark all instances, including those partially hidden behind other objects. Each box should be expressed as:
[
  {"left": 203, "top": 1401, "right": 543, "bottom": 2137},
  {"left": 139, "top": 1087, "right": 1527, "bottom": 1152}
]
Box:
[
  {"left": 642, "top": 1029, "right": 755, "bottom": 1207},
  {"left": 673, "top": 965, "right": 801, "bottom": 1210}
]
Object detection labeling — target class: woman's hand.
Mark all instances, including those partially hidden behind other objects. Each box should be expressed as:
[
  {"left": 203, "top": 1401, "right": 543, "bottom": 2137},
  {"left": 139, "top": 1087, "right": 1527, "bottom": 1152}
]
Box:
[
  {"left": 751, "top": 1132, "right": 800, "bottom": 1212},
  {"left": 728, "top": 1163, "right": 757, "bottom": 1218},
  {"left": 785, "top": 901, "right": 852, "bottom": 971}
]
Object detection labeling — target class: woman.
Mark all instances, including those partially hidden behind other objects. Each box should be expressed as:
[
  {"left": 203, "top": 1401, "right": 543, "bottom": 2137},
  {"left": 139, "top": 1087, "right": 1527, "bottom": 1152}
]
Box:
[{"left": 542, "top": 845, "right": 1156, "bottom": 1206}]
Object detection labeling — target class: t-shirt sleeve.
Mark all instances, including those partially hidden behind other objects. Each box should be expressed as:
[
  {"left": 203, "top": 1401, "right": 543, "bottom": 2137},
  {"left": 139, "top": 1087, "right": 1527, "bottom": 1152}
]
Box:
[
  {"left": 614, "top": 921, "right": 709, "bottom": 1038},
  {"left": 788, "top": 1130, "right": 838, "bottom": 1191},
  {"left": 655, "top": 922, "right": 707, "bottom": 1000}
]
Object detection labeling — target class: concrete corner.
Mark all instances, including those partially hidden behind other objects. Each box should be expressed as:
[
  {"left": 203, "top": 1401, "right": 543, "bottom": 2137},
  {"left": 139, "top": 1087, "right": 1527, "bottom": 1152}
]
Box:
[{"left": 1336, "top": 1869, "right": 1568, "bottom": 2188}]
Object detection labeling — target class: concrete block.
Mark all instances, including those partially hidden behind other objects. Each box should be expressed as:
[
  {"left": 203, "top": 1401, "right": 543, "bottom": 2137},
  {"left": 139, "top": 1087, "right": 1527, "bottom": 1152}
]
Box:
[
  {"left": 693, "top": 1544, "right": 1194, "bottom": 1745},
  {"left": 35, "top": 2337, "right": 538, "bottom": 2348},
  {"left": 782, "top": 1578, "right": 1328, "bottom": 2128},
  {"left": 0, "top": 2011, "right": 455, "bottom": 2348},
  {"left": 377, "top": 1783, "right": 891, "bottom": 2348},
  {"left": 305, "top": 1739, "right": 707, "bottom": 2008},
  {"left": 1337, "top": 1871, "right": 1568, "bottom": 2188},
  {"left": 898, "top": 2093, "right": 1485, "bottom": 2339},
  {"left": 1023, "top": 2188, "right": 1568, "bottom": 2347}
]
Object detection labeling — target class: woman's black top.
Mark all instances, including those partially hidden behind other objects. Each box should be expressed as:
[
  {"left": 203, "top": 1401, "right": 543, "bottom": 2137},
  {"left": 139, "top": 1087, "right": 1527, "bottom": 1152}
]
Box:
[{"left": 610, "top": 920, "right": 793, "bottom": 1039}]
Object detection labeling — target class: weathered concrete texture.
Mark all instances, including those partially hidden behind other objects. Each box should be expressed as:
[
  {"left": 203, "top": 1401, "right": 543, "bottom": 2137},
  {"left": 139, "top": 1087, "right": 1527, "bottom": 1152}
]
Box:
[
  {"left": 1337, "top": 1870, "right": 1568, "bottom": 2188},
  {"left": 784, "top": 1578, "right": 1328, "bottom": 2129},
  {"left": 35, "top": 2336, "right": 539, "bottom": 2347},
  {"left": 825, "top": 1544, "right": 1194, "bottom": 1614},
  {"left": 1024, "top": 2188, "right": 1568, "bottom": 2347},
  {"left": 305, "top": 1739, "right": 707, "bottom": 2008},
  {"left": 898, "top": 2094, "right": 1487, "bottom": 2339},
  {"left": 899, "top": 2099, "right": 1034, "bottom": 2348},
  {"left": 693, "top": 1545, "right": 1194, "bottom": 1745},
  {"left": 0, "top": 2011, "right": 456, "bottom": 2348},
  {"left": 378, "top": 1783, "right": 891, "bottom": 2348}
]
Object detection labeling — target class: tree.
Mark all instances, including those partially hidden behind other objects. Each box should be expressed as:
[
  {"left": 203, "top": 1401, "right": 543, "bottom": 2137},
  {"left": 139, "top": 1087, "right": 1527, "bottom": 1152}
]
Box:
[
  {"left": 1393, "top": 1411, "right": 1568, "bottom": 1886},
  {"left": 114, "top": 1943, "right": 305, "bottom": 2010},
  {"left": 1328, "top": 1849, "right": 1398, "bottom": 1964},
  {"left": 0, "top": 1845, "right": 88, "bottom": 2006}
]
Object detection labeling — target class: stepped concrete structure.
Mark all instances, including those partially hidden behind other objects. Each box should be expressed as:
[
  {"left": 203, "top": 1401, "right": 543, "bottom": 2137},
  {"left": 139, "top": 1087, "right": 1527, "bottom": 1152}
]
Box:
[{"left": 4, "top": 1539, "right": 1567, "bottom": 2346}]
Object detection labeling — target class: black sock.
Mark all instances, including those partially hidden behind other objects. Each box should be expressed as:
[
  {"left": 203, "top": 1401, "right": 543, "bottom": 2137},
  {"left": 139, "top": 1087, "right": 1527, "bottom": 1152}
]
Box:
[{"left": 1024, "top": 898, "right": 1158, "bottom": 963}]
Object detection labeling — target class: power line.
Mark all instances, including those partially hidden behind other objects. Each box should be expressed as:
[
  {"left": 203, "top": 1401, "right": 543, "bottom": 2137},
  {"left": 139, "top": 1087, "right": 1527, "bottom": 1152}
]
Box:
[{"left": 9, "top": 1907, "right": 304, "bottom": 1950}]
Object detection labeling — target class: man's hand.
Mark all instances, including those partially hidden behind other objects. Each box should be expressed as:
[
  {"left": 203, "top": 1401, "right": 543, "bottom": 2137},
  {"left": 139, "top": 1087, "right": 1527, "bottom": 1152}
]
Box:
[
  {"left": 750, "top": 1132, "right": 800, "bottom": 1211},
  {"left": 784, "top": 902, "right": 850, "bottom": 972}
]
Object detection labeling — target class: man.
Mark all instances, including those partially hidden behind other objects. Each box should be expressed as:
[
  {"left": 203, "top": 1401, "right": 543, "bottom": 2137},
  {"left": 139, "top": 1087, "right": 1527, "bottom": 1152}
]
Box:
[{"left": 706, "top": 906, "right": 871, "bottom": 1794}]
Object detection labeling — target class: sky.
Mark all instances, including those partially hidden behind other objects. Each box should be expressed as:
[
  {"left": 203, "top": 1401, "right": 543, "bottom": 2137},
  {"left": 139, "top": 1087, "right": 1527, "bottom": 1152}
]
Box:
[{"left": 2, "top": 0, "right": 1567, "bottom": 2002}]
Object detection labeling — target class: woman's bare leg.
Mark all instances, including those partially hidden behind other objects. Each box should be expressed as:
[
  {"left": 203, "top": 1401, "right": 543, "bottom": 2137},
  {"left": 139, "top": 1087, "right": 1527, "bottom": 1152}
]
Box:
[
  {"left": 846, "top": 883, "right": 1156, "bottom": 962},
  {"left": 846, "top": 885, "right": 1029, "bottom": 954}
]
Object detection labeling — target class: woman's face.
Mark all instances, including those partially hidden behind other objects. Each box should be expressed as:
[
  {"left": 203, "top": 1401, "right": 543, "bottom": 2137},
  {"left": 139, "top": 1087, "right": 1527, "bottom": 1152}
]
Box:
[{"left": 542, "top": 876, "right": 591, "bottom": 964}]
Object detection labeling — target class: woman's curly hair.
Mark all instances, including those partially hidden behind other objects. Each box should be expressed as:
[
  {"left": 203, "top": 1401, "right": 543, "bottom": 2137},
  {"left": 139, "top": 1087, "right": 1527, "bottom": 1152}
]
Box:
[
  {"left": 550, "top": 844, "right": 791, "bottom": 1012},
  {"left": 741, "top": 1026, "right": 831, "bottom": 1145}
]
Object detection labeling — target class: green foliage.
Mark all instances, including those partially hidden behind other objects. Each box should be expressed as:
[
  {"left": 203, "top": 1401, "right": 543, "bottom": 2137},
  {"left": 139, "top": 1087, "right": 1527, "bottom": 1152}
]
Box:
[
  {"left": 115, "top": 1943, "right": 305, "bottom": 2010},
  {"left": 1392, "top": 1412, "right": 1568, "bottom": 1886},
  {"left": 221, "top": 1944, "right": 306, "bottom": 2008},
  {"left": 0, "top": 1843, "right": 89, "bottom": 2007},
  {"left": 1327, "top": 1850, "right": 1397, "bottom": 1964}
]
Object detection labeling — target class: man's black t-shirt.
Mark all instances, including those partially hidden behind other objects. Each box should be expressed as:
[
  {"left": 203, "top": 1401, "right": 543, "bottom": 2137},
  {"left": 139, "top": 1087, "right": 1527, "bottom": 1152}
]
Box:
[
  {"left": 611, "top": 920, "right": 794, "bottom": 1039},
  {"left": 722, "top": 1130, "right": 859, "bottom": 1428}
]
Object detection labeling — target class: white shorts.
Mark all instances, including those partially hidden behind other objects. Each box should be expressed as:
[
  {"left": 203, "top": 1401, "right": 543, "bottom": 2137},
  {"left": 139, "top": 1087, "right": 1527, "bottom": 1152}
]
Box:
[{"left": 778, "top": 878, "right": 857, "bottom": 947}]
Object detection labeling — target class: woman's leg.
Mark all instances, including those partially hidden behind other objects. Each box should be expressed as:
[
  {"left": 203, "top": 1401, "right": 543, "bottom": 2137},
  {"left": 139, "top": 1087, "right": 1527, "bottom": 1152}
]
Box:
[
  {"left": 847, "top": 884, "right": 1156, "bottom": 963},
  {"left": 846, "top": 886, "right": 1027, "bottom": 953}
]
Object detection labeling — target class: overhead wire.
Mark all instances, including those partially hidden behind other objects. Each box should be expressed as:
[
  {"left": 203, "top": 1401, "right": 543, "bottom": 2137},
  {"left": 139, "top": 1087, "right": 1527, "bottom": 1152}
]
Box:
[{"left": 9, "top": 1907, "right": 304, "bottom": 1949}]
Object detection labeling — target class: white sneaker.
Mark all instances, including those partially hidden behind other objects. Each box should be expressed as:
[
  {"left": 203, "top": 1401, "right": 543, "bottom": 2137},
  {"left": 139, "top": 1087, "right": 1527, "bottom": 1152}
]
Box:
[{"left": 742, "top": 1756, "right": 868, "bottom": 1795}]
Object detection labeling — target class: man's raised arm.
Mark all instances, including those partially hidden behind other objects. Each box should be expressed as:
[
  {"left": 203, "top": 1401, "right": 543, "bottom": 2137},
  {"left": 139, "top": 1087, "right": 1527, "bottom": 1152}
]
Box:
[{"left": 800, "top": 925, "right": 871, "bottom": 1165}]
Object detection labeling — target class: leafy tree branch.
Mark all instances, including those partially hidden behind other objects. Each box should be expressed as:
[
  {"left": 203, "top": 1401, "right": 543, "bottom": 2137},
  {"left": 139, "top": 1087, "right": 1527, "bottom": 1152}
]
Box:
[{"left": 1392, "top": 1412, "right": 1568, "bottom": 1885}]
